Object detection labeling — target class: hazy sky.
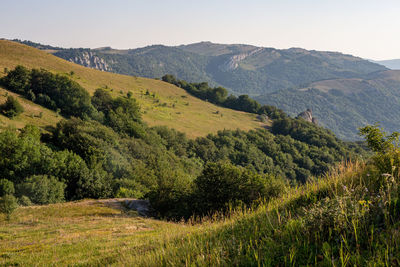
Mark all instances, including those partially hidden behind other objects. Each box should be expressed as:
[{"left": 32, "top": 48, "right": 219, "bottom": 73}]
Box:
[{"left": 2, "top": 0, "right": 400, "bottom": 60}]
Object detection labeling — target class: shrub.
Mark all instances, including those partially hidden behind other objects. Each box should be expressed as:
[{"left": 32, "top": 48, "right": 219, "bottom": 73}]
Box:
[
  {"left": 0, "top": 179, "right": 15, "bottom": 196},
  {"left": 1, "top": 96, "right": 24, "bottom": 118},
  {"left": 0, "top": 195, "right": 18, "bottom": 220},
  {"left": 17, "top": 175, "right": 66, "bottom": 205},
  {"left": 193, "top": 161, "right": 283, "bottom": 215},
  {"left": 18, "top": 195, "right": 32, "bottom": 206},
  {"left": 115, "top": 187, "right": 137, "bottom": 198}
]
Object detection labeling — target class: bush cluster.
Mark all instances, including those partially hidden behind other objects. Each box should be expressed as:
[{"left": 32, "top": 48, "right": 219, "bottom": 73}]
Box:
[{"left": 0, "top": 96, "right": 24, "bottom": 118}]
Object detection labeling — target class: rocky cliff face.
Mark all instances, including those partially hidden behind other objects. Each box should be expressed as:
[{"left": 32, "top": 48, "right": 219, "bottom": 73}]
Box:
[
  {"left": 67, "top": 52, "right": 114, "bottom": 72},
  {"left": 297, "top": 109, "right": 318, "bottom": 124},
  {"left": 220, "top": 47, "right": 264, "bottom": 71}
]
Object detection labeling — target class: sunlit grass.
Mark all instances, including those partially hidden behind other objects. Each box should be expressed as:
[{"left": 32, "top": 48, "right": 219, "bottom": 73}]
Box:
[
  {"left": 4, "top": 161, "right": 396, "bottom": 266},
  {"left": 0, "top": 40, "right": 267, "bottom": 138},
  {"left": 0, "top": 87, "right": 62, "bottom": 131}
]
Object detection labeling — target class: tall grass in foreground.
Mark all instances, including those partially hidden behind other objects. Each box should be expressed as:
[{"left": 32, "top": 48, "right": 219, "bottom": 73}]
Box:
[
  {"left": 117, "top": 160, "right": 399, "bottom": 266},
  {"left": 1, "top": 160, "right": 399, "bottom": 266}
]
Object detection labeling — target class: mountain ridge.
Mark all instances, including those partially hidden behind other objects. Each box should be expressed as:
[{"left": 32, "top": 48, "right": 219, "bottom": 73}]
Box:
[{"left": 13, "top": 39, "right": 386, "bottom": 95}]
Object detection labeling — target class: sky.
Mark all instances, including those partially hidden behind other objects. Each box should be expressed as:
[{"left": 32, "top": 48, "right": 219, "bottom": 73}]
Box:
[{"left": 1, "top": 0, "right": 400, "bottom": 60}]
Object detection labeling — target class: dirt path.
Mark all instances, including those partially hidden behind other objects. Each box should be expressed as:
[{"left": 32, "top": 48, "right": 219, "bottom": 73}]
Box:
[{"left": 91, "top": 198, "right": 151, "bottom": 217}]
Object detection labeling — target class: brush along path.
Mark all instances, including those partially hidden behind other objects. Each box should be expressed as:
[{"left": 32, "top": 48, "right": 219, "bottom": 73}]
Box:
[
  {"left": 0, "top": 40, "right": 267, "bottom": 138},
  {"left": 4, "top": 161, "right": 398, "bottom": 266}
]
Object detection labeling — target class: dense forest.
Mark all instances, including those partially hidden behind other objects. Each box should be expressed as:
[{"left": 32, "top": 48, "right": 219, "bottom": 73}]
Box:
[{"left": 0, "top": 66, "right": 367, "bottom": 219}]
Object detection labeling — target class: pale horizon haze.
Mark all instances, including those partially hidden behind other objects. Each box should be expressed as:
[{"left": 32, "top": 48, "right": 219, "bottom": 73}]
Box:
[{"left": 2, "top": 0, "right": 400, "bottom": 60}]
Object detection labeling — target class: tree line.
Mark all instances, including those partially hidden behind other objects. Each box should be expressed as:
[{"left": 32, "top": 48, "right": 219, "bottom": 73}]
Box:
[{"left": 162, "top": 74, "right": 286, "bottom": 120}]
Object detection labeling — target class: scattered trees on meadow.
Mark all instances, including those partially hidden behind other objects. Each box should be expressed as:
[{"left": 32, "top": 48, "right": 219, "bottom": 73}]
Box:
[
  {"left": 162, "top": 74, "right": 286, "bottom": 119},
  {"left": 0, "top": 66, "right": 366, "bottom": 220}
]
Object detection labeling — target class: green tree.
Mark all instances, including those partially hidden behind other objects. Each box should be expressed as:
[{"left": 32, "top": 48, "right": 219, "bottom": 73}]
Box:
[
  {"left": 0, "top": 195, "right": 18, "bottom": 220},
  {"left": 0, "top": 65, "right": 30, "bottom": 94},
  {"left": 359, "top": 124, "right": 400, "bottom": 153},
  {"left": 1, "top": 96, "right": 24, "bottom": 118},
  {"left": 0, "top": 179, "right": 15, "bottom": 196},
  {"left": 193, "top": 161, "right": 277, "bottom": 215},
  {"left": 17, "top": 175, "right": 66, "bottom": 205}
]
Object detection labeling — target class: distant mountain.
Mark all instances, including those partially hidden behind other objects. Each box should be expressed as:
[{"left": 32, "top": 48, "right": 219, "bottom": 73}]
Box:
[
  {"left": 15, "top": 39, "right": 392, "bottom": 140},
  {"left": 256, "top": 70, "right": 400, "bottom": 140},
  {"left": 370, "top": 59, "right": 400, "bottom": 70},
  {"left": 15, "top": 40, "right": 386, "bottom": 96}
]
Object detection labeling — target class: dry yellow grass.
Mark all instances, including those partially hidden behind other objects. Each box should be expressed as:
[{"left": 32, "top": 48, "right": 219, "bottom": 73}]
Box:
[
  {"left": 0, "top": 40, "right": 268, "bottom": 138},
  {"left": 0, "top": 199, "right": 196, "bottom": 266}
]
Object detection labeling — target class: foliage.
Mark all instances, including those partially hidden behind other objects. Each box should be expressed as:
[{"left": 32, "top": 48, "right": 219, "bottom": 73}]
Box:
[
  {"left": 92, "top": 89, "right": 144, "bottom": 137},
  {"left": 0, "top": 96, "right": 24, "bottom": 118},
  {"left": 18, "top": 195, "right": 32, "bottom": 206},
  {"left": 0, "top": 125, "right": 106, "bottom": 201},
  {"left": 0, "top": 66, "right": 95, "bottom": 118},
  {"left": 193, "top": 161, "right": 284, "bottom": 216},
  {"left": 162, "top": 75, "right": 286, "bottom": 119},
  {"left": 0, "top": 194, "right": 18, "bottom": 220},
  {"left": 17, "top": 175, "right": 66, "bottom": 205},
  {"left": 0, "top": 179, "right": 15, "bottom": 196},
  {"left": 359, "top": 124, "right": 400, "bottom": 153}
]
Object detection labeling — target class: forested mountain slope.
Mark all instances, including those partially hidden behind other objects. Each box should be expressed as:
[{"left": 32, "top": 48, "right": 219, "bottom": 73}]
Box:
[
  {"left": 256, "top": 69, "right": 400, "bottom": 140},
  {"left": 15, "top": 39, "right": 386, "bottom": 96}
]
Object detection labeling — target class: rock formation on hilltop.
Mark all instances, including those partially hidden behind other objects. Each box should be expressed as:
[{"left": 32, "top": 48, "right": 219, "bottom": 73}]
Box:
[{"left": 297, "top": 109, "right": 318, "bottom": 125}]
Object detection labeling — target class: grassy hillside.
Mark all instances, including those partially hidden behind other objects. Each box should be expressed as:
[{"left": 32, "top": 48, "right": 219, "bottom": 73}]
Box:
[
  {"left": 0, "top": 40, "right": 265, "bottom": 138},
  {"left": 0, "top": 199, "right": 197, "bottom": 266},
  {"left": 256, "top": 69, "right": 400, "bottom": 140},
  {"left": 0, "top": 87, "right": 62, "bottom": 131}
]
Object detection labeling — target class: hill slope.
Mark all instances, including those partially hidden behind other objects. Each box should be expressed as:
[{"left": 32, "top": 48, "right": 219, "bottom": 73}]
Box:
[
  {"left": 16, "top": 40, "right": 386, "bottom": 96},
  {"left": 256, "top": 69, "right": 400, "bottom": 140},
  {"left": 0, "top": 87, "right": 62, "bottom": 130},
  {"left": 0, "top": 40, "right": 265, "bottom": 137}
]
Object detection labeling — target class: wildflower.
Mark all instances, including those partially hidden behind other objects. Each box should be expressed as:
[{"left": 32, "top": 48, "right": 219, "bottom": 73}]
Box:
[
  {"left": 382, "top": 173, "right": 391, "bottom": 177},
  {"left": 365, "top": 188, "right": 368, "bottom": 192}
]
